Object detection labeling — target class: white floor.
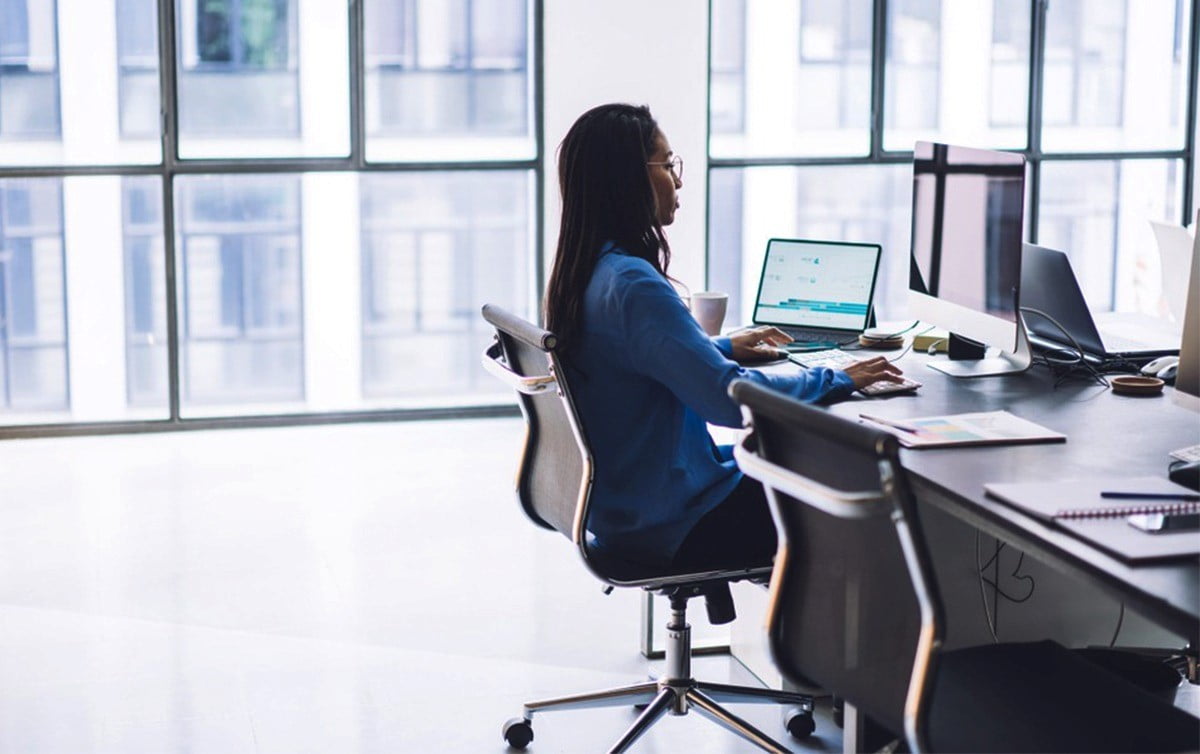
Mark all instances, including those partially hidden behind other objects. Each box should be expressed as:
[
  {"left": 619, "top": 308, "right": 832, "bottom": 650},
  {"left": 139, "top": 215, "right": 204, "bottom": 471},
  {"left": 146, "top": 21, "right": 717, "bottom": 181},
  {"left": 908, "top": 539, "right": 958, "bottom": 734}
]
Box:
[{"left": 0, "top": 418, "right": 837, "bottom": 753}]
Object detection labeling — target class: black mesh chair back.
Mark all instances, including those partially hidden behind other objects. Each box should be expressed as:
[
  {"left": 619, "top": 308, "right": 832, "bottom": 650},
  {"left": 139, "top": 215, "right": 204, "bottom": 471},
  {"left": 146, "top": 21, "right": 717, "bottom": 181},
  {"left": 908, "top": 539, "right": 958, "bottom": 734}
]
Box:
[
  {"left": 731, "top": 379, "right": 944, "bottom": 749},
  {"left": 481, "top": 302, "right": 587, "bottom": 541}
]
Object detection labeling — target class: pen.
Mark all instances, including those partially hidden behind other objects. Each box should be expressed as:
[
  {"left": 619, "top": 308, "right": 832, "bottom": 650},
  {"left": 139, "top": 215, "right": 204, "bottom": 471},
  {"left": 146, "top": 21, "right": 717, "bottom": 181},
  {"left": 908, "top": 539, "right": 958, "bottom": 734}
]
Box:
[
  {"left": 1099, "top": 491, "right": 1200, "bottom": 501},
  {"left": 858, "top": 414, "right": 922, "bottom": 434}
]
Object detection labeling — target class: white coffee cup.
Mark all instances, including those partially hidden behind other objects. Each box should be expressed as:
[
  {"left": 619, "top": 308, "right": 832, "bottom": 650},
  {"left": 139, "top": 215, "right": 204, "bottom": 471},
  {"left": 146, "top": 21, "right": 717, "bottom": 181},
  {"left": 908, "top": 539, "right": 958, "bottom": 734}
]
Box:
[{"left": 689, "top": 291, "right": 729, "bottom": 336}]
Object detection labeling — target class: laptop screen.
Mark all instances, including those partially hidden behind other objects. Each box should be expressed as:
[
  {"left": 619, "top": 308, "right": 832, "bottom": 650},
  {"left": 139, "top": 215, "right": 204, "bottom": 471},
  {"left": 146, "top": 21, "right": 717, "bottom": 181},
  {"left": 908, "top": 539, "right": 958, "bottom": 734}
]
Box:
[{"left": 752, "top": 238, "right": 882, "bottom": 333}]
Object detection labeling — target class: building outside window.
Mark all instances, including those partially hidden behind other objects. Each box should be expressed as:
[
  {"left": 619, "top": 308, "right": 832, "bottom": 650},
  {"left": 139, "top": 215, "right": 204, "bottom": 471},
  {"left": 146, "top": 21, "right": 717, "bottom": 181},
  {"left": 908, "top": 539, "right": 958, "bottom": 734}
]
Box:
[
  {"left": 175, "top": 174, "right": 303, "bottom": 406},
  {"left": 359, "top": 171, "right": 530, "bottom": 400},
  {"left": 0, "top": 0, "right": 60, "bottom": 137},
  {"left": 0, "top": 179, "right": 67, "bottom": 410},
  {"left": 122, "top": 176, "right": 166, "bottom": 405},
  {"left": 177, "top": 0, "right": 299, "bottom": 138},
  {"left": 364, "top": 0, "right": 527, "bottom": 136}
]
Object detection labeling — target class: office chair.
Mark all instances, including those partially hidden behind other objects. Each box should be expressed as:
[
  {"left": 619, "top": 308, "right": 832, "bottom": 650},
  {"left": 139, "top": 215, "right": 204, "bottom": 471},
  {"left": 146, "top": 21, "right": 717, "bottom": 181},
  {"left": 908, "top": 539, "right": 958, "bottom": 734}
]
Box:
[
  {"left": 481, "top": 304, "right": 816, "bottom": 753},
  {"left": 730, "top": 379, "right": 1200, "bottom": 753}
]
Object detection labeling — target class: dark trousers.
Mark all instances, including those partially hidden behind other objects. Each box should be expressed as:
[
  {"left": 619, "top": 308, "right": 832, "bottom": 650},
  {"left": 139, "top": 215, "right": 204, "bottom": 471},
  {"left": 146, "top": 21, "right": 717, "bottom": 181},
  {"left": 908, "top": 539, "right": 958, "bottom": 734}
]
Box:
[{"left": 671, "top": 475, "right": 777, "bottom": 571}]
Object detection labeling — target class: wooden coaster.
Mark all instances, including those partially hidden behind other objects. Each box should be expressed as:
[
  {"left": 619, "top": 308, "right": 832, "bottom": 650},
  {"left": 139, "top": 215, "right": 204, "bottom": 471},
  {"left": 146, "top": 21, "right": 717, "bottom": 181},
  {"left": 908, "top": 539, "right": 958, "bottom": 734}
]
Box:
[
  {"left": 1110, "top": 375, "right": 1165, "bottom": 396},
  {"left": 857, "top": 333, "right": 905, "bottom": 350}
]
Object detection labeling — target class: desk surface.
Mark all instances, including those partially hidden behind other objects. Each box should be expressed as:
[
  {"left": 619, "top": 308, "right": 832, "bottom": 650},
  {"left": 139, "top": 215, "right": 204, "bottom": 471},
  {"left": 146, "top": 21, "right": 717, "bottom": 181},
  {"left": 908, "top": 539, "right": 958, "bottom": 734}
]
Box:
[{"left": 822, "top": 350, "right": 1200, "bottom": 641}]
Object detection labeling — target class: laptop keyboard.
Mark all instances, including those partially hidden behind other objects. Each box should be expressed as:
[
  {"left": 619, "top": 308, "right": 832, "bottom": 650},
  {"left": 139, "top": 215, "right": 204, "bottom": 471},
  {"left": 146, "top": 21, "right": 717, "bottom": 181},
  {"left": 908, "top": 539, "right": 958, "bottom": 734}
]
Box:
[
  {"left": 788, "top": 349, "right": 922, "bottom": 396},
  {"left": 782, "top": 328, "right": 850, "bottom": 344}
]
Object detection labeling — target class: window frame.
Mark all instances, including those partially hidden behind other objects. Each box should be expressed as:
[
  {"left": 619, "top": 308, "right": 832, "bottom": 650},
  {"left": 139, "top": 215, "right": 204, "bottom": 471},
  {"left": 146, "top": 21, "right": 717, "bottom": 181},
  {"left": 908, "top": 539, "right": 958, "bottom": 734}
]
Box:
[
  {"left": 705, "top": 0, "right": 1200, "bottom": 308},
  {"left": 0, "top": 0, "right": 544, "bottom": 438}
]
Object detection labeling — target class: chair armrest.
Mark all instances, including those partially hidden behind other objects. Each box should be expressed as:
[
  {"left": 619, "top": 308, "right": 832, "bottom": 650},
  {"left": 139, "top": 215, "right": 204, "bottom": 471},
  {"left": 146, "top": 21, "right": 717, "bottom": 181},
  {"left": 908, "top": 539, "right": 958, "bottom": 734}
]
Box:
[
  {"left": 481, "top": 340, "right": 558, "bottom": 395},
  {"left": 734, "top": 434, "right": 890, "bottom": 520}
]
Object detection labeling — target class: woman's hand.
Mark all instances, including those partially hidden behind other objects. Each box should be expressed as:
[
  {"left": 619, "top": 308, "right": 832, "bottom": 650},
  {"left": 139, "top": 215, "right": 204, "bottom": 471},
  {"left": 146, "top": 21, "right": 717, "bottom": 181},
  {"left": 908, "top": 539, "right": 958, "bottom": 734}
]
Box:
[
  {"left": 728, "top": 326, "right": 793, "bottom": 361},
  {"left": 843, "top": 355, "right": 905, "bottom": 389}
]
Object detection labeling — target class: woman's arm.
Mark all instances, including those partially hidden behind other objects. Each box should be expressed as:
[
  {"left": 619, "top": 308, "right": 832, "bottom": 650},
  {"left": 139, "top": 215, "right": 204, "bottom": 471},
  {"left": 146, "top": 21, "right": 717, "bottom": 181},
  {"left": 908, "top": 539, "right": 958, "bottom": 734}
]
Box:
[{"left": 617, "top": 268, "right": 854, "bottom": 427}]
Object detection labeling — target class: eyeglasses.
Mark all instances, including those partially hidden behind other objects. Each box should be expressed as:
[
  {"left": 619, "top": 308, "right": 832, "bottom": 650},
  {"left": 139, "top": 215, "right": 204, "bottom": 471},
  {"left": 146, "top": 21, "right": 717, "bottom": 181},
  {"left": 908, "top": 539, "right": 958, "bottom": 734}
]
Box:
[{"left": 647, "top": 155, "right": 683, "bottom": 181}]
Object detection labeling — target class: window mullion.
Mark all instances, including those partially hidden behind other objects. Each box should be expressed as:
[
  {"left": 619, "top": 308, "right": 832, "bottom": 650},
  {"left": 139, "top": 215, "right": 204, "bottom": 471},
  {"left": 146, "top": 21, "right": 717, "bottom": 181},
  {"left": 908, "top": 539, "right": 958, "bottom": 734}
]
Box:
[
  {"left": 158, "top": 0, "right": 182, "bottom": 421},
  {"left": 869, "top": 0, "right": 887, "bottom": 159},
  {"left": 1183, "top": 0, "right": 1200, "bottom": 225},
  {"left": 1026, "top": 0, "right": 1048, "bottom": 243}
]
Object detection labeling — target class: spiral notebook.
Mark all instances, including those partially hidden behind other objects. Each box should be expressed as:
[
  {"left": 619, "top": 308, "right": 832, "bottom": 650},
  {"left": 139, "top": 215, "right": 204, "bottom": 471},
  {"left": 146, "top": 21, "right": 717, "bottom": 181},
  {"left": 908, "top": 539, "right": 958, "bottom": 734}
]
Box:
[{"left": 984, "top": 476, "right": 1200, "bottom": 562}]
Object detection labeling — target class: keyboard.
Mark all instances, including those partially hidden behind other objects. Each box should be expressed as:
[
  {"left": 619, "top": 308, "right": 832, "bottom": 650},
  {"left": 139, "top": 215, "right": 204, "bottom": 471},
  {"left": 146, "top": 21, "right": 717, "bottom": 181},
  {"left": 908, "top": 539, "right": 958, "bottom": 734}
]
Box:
[
  {"left": 782, "top": 328, "right": 849, "bottom": 345},
  {"left": 789, "top": 349, "right": 922, "bottom": 396},
  {"left": 1170, "top": 444, "right": 1200, "bottom": 463}
]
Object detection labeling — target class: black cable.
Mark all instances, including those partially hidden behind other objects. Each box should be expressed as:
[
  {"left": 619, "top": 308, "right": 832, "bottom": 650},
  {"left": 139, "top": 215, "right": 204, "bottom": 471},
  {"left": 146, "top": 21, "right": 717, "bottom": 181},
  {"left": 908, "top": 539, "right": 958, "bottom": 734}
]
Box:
[
  {"left": 1109, "top": 602, "right": 1125, "bottom": 647},
  {"left": 1020, "top": 306, "right": 1111, "bottom": 388}
]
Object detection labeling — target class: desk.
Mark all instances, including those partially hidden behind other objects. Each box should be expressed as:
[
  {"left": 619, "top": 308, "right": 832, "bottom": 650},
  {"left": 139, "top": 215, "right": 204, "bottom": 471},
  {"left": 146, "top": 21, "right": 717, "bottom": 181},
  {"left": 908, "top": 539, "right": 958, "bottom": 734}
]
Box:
[
  {"left": 821, "top": 349, "right": 1199, "bottom": 642},
  {"left": 733, "top": 349, "right": 1200, "bottom": 752}
]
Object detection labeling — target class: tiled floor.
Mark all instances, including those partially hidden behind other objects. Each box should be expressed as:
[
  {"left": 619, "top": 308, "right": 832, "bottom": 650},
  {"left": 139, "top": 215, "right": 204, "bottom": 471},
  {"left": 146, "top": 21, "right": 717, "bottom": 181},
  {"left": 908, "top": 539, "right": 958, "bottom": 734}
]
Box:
[{"left": 0, "top": 418, "right": 835, "bottom": 753}]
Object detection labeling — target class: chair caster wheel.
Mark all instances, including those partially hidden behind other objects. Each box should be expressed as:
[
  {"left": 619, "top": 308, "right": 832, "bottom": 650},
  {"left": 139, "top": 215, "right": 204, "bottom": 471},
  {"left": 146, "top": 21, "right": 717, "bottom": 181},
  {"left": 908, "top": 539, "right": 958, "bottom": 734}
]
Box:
[
  {"left": 786, "top": 708, "right": 816, "bottom": 739},
  {"left": 503, "top": 717, "right": 533, "bottom": 749}
]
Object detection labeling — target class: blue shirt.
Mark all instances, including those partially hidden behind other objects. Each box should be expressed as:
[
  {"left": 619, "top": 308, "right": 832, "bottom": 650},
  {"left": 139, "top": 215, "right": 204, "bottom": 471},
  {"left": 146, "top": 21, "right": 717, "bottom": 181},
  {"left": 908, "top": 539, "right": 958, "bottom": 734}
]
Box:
[{"left": 566, "top": 247, "right": 855, "bottom": 564}]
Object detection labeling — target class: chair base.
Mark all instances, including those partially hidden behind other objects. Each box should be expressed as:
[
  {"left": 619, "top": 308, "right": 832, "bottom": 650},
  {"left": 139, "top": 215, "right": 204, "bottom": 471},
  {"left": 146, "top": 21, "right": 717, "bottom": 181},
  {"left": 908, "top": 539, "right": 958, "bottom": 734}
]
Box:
[
  {"left": 506, "top": 678, "right": 812, "bottom": 753},
  {"left": 502, "top": 598, "right": 814, "bottom": 753}
]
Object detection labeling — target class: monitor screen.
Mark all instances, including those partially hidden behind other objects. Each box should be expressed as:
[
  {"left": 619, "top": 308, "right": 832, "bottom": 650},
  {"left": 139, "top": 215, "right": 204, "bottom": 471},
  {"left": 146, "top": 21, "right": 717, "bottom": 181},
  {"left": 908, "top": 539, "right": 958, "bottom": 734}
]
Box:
[
  {"left": 909, "top": 142, "right": 1025, "bottom": 322},
  {"left": 753, "top": 239, "right": 881, "bottom": 332}
]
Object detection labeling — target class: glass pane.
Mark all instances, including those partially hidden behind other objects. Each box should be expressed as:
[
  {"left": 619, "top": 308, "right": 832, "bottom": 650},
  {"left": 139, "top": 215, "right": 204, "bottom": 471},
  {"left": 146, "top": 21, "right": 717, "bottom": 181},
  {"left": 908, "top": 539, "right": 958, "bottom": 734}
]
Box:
[
  {"left": 1037, "top": 159, "right": 1183, "bottom": 313},
  {"left": 1041, "top": 0, "right": 1190, "bottom": 152},
  {"left": 175, "top": 174, "right": 304, "bottom": 413},
  {"left": 123, "top": 176, "right": 168, "bottom": 406},
  {"left": 0, "top": 0, "right": 161, "bottom": 165},
  {"left": 0, "top": 179, "right": 66, "bottom": 413},
  {"left": 712, "top": 0, "right": 872, "bottom": 158},
  {"left": 710, "top": 0, "right": 746, "bottom": 135},
  {"left": 116, "top": 0, "right": 162, "bottom": 142},
  {"left": 364, "top": 0, "right": 534, "bottom": 162},
  {"left": 0, "top": 176, "right": 172, "bottom": 426},
  {"left": 708, "top": 165, "right": 913, "bottom": 324},
  {"left": 176, "top": 0, "right": 349, "bottom": 158},
  {"left": 360, "top": 170, "right": 532, "bottom": 401},
  {"left": 882, "top": 0, "right": 1030, "bottom": 152}
]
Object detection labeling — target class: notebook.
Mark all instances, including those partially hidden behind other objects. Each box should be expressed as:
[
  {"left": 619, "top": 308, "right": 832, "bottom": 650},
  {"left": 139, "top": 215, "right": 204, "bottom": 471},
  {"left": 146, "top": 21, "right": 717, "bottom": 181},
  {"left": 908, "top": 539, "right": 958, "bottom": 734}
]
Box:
[
  {"left": 1020, "top": 243, "right": 1180, "bottom": 362},
  {"left": 857, "top": 410, "right": 1065, "bottom": 449},
  {"left": 984, "top": 476, "right": 1200, "bottom": 562},
  {"left": 751, "top": 238, "right": 882, "bottom": 347}
]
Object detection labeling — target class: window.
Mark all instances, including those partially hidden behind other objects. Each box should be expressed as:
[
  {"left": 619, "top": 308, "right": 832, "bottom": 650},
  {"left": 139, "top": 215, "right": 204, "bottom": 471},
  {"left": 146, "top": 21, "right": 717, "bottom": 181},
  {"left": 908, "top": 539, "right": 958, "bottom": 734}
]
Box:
[
  {"left": 177, "top": 0, "right": 301, "bottom": 141},
  {"left": 709, "top": 0, "right": 746, "bottom": 134},
  {"left": 709, "top": 0, "right": 1195, "bottom": 321},
  {"left": 176, "top": 174, "right": 304, "bottom": 407},
  {"left": 116, "top": 0, "right": 161, "bottom": 138},
  {"left": 0, "top": 0, "right": 538, "bottom": 430},
  {"left": 359, "top": 171, "right": 530, "bottom": 399},
  {"left": 122, "top": 176, "right": 167, "bottom": 405},
  {"left": 364, "top": 0, "right": 534, "bottom": 161},
  {"left": 0, "top": 179, "right": 67, "bottom": 411},
  {"left": 0, "top": 0, "right": 60, "bottom": 138}
]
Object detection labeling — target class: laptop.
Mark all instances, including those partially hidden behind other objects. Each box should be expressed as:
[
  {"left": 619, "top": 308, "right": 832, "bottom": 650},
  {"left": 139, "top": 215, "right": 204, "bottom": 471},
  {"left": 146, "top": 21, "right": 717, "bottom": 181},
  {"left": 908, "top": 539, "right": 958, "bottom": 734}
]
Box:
[
  {"left": 751, "top": 238, "right": 882, "bottom": 347},
  {"left": 1021, "top": 242, "right": 1180, "bottom": 362}
]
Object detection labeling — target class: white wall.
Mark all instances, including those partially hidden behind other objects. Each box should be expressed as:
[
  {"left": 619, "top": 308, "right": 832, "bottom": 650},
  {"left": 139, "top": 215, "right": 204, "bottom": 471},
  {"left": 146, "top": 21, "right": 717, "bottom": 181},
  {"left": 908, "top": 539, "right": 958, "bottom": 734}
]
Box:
[{"left": 543, "top": 0, "right": 710, "bottom": 292}]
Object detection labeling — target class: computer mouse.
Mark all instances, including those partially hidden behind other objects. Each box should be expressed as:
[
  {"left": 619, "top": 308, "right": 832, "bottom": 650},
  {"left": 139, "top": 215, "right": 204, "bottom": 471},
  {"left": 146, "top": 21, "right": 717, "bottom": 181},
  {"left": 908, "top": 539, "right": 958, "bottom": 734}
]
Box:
[
  {"left": 1156, "top": 362, "right": 1178, "bottom": 382},
  {"left": 1140, "top": 355, "right": 1179, "bottom": 377}
]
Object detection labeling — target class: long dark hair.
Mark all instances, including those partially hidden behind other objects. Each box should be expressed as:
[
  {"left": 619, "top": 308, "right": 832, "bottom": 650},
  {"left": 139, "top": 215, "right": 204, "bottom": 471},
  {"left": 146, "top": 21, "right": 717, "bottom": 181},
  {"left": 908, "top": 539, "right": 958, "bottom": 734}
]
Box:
[{"left": 544, "top": 103, "right": 671, "bottom": 350}]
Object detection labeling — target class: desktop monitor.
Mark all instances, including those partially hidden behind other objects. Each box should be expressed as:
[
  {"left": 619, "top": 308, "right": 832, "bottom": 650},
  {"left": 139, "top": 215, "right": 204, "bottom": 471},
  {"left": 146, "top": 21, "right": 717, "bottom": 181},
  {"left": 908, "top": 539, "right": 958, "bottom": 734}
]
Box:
[
  {"left": 908, "top": 141, "right": 1032, "bottom": 377},
  {"left": 1175, "top": 211, "right": 1199, "bottom": 400}
]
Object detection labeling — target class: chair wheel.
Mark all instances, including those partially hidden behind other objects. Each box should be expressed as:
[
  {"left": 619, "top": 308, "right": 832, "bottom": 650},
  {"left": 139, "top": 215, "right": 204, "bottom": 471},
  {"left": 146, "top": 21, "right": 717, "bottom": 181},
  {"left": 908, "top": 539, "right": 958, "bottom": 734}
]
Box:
[
  {"left": 502, "top": 717, "right": 533, "bottom": 749},
  {"left": 786, "top": 708, "right": 815, "bottom": 739}
]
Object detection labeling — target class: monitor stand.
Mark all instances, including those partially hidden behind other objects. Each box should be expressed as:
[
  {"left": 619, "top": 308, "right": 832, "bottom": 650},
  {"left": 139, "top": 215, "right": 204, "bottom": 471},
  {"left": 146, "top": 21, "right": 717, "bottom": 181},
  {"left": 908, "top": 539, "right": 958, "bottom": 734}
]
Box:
[{"left": 927, "top": 321, "right": 1033, "bottom": 378}]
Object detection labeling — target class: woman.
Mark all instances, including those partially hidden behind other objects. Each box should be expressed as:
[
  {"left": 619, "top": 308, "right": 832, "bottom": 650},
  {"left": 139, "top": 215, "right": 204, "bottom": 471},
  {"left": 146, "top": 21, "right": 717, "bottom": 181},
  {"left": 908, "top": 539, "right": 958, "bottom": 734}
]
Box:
[{"left": 545, "top": 103, "right": 903, "bottom": 570}]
